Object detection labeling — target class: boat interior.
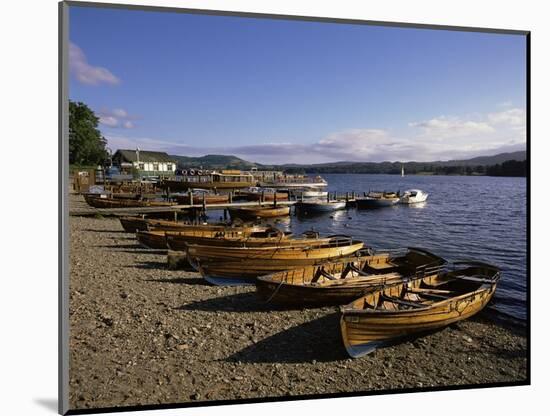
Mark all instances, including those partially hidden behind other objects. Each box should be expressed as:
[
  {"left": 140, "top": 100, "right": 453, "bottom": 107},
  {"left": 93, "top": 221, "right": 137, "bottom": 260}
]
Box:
[{"left": 348, "top": 263, "right": 500, "bottom": 312}]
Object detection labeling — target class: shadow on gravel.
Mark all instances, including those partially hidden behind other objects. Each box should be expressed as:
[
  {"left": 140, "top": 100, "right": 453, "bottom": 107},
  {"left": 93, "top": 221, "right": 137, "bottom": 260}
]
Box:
[
  {"left": 83, "top": 228, "right": 127, "bottom": 234},
  {"left": 131, "top": 261, "right": 168, "bottom": 270},
  {"left": 95, "top": 243, "right": 144, "bottom": 249},
  {"left": 224, "top": 313, "right": 348, "bottom": 363},
  {"left": 147, "top": 277, "right": 209, "bottom": 286},
  {"left": 176, "top": 292, "right": 289, "bottom": 313},
  {"left": 116, "top": 249, "right": 167, "bottom": 255}
]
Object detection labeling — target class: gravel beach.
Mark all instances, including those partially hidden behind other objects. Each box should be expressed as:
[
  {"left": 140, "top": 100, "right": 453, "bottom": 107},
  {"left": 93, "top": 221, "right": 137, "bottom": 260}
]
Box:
[{"left": 68, "top": 195, "right": 527, "bottom": 411}]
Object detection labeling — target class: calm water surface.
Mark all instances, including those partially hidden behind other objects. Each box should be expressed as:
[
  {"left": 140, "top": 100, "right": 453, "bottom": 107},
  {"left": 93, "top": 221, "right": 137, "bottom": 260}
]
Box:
[
  {"left": 282, "top": 174, "right": 527, "bottom": 321},
  {"left": 210, "top": 174, "right": 527, "bottom": 320}
]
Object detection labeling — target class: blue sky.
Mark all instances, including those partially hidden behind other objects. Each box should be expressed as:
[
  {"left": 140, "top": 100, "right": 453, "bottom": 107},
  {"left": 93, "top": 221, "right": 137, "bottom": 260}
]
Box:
[{"left": 69, "top": 5, "right": 527, "bottom": 164}]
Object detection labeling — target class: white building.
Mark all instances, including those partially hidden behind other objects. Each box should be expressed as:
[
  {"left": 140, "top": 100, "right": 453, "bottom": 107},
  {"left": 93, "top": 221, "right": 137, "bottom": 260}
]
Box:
[{"left": 112, "top": 149, "right": 176, "bottom": 176}]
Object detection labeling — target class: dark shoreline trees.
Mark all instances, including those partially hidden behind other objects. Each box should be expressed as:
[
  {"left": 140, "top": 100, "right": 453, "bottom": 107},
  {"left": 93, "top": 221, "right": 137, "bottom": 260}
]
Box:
[{"left": 69, "top": 100, "right": 109, "bottom": 166}]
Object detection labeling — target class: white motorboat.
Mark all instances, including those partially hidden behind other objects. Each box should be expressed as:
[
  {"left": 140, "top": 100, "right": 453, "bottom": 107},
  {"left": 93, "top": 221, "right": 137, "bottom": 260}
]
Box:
[
  {"left": 291, "top": 188, "right": 329, "bottom": 199},
  {"left": 399, "top": 189, "right": 429, "bottom": 204},
  {"left": 296, "top": 199, "right": 347, "bottom": 212}
]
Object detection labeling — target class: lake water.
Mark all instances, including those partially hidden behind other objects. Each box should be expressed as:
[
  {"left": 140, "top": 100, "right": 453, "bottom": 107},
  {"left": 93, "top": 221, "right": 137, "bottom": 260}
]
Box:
[{"left": 274, "top": 174, "right": 527, "bottom": 321}]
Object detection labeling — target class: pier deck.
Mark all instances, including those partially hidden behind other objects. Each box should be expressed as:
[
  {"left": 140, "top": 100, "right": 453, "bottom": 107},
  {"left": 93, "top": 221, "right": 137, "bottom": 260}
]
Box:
[{"left": 69, "top": 199, "right": 297, "bottom": 217}]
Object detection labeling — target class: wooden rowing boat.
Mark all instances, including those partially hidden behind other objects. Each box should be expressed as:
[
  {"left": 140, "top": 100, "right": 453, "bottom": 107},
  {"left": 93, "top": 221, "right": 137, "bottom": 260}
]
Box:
[
  {"left": 172, "top": 193, "right": 229, "bottom": 205},
  {"left": 340, "top": 261, "right": 500, "bottom": 357},
  {"left": 84, "top": 194, "right": 175, "bottom": 209},
  {"left": 135, "top": 225, "right": 283, "bottom": 249},
  {"left": 165, "top": 227, "right": 295, "bottom": 251},
  {"left": 119, "top": 216, "right": 233, "bottom": 233},
  {"left": 355, "top": 191, "right": 400, "bottom": 208},
  {"left": 227, "top": 205, "right": 290, "bottom": 220},
  {"left": 236, "top": 187, "right": 289, "bottom": 202},
  {"left": 187, "top": 237, "right": 364, "bottom": 285},
  {"left": 295, "top": 199, "right": 347, "bottom": 213},
  {"left": 256, "top": 248, "right": 446, "bottom": 307}
]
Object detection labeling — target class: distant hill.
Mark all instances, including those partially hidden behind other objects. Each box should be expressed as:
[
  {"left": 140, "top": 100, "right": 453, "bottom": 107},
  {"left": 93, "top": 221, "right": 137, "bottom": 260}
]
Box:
[
  {"left": 432, "top": 151, "right": 527, "bottom": 167},
  {"left": 168, "top": 150, "right": 527, "bottom": 176},
  {"left": 279, "top": 151, "right": 527, "bottom": 169},
  {"left": 169, "top": 154, "right": 259, "bottom": 170}
]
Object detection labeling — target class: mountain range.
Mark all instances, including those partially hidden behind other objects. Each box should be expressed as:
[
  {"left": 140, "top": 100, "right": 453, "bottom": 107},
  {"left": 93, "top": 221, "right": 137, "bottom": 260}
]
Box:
[{"left": 169, "top": 150, "right": 527, "bottom": 172}]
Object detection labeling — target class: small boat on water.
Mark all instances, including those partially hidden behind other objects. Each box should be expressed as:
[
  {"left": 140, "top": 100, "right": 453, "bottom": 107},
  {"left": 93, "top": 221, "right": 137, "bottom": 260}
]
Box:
[
  {"left": 296, "top": 199, "right": 347, "bottom": 213},
  {"left": 172, "top": 190, "right": 229, "bottom": 205},
  {"left": 227, "top": 205, "right": 290, "bottom": 220},
  {"left": 289, "top": 188, "right": 329, "bottom": 199},
  {"left": 236, "top": 187, "right": 288, "bottom": 202},
  {"left": 340, "top": 261, "right": 500, "bottom": 357},
  {"left": 399, "top": 189, "right": 428, "bottom": 204},
  {"left": 355, "top": 191, "right": 400, "bottom": 208},
  {"left": 256, "top": 248, "right": 446, "bottom": 306},
  {"left": 84, "top": 194, "right": 175, "bottom": 209},
  {"left": 187, "top": 237, "right": 365, "bottom": 285}
]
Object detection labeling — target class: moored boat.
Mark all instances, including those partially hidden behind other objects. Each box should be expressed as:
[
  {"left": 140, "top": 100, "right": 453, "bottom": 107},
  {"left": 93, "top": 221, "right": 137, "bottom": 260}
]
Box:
[
  {"left": 172, "top": 191, "right": 229, "bottom": 205},
  {"left": 355, "top": 191, "right": 400, "bottom": 208},
  {"left": 296, "top": 188, "right": 329, "bottom": 199},
  {"left": 136, "top": 230, "right": 169, "bottom": 249},
  {"left": 136, "top": 225, "right": 282, "bottom": 249},
  {"left": 186, "top": 237, "right": 364, "bottom": 285},
  {"left": 399, "top": 189, "right": 429, "bottom": 204},
  {"left": 340, "top": 261, "right": 500, "bottom": 357},
  {"left": 119, "top": 216, "right": 232, "bottom": 233},
  {"left": 295, "top": 199, "right": 347, "bottom": 213},
  {"left": 256, "top": 248, "right": 446, "bottom": 306},
  {"left": 236, "top": 187, "right": 288, "bottom": 202},
  {"left": 84, "top": 194, "right": 175, "bottom": 209},
  {"left": 227, "top": 205, "right": 290, "bottom": 220}
]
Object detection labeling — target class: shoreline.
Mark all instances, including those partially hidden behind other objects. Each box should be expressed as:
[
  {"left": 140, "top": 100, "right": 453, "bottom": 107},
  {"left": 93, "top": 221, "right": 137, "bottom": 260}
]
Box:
[{"left": 68, "top": 194, "right": 527, "bottom": 410}]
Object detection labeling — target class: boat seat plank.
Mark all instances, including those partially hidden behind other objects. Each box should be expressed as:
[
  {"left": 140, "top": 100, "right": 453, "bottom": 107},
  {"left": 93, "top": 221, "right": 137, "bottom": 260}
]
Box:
[
  {"left": 410, "top": 288, "right": 453, "bottom": 295},
  {"left": 349, "top": 264, "right": 370, "bottom": 277},
  {"left": 455, "top": 275, "right": 496, "bottom": 284},
  {"left": 381, "top": 294, "right": 425, "bottom": 309}
]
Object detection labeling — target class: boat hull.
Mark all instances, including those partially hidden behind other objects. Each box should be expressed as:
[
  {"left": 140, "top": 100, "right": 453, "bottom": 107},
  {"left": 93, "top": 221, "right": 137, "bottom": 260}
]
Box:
[
  {"left": 136, "top": 231, "right": 168, "bottom": 249},
  {"left": 119, "top": 217, "right": 231, "bottom": 233},
  {"left": 340, "top": 265, "right": 499, "bottom": 357},
  {"left": 188, "top": 241, "right": 364, "bottom": 285},
  {"left": 256, "top": 248, "right": 446, "bottom": 306},
  {"left": 84, "top": 194, "right": 174, "bottom": 209},
  {"left": 296, "top": 201, "right": 346, "bottom": 212},
  {"left": 355, "top": 198, "right": 399, "bottom": 208},
  {"left": 227, "top": 205, "right": 290, "bottom": 220}
]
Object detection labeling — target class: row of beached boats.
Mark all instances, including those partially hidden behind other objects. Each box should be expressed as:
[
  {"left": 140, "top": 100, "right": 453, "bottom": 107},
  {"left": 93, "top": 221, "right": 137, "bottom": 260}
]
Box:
[{"left": 118, "top": 215, "right": 500, "bottom": 357}]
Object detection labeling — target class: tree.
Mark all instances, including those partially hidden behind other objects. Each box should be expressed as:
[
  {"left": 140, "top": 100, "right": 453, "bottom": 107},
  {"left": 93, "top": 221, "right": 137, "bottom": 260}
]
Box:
[{"left": 69, "top": 100, "right": 109, "bottom": 165}]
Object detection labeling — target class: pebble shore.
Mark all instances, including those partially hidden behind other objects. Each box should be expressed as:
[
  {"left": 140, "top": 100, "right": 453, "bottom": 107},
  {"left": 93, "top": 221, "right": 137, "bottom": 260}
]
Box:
[{"left": 68, "top": 195, "right": 527, "bottom": 410}]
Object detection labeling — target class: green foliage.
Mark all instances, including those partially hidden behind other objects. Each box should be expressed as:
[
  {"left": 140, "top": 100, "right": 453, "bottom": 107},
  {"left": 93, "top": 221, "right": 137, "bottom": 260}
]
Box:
[
  {"left": 486, "top": 160, "right": 527, "bottom": 177},
  {"left": 69, "top": 101, "right": 109, "bottom": 165}
]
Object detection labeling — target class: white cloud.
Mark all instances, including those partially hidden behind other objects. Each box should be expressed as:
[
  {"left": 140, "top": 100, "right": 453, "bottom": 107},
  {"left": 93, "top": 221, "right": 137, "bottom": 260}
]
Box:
[
  {"left": 98, "top": 108, "right": 136, "bottom": 129},
  {"left": 99, "top": 116, "right": 118, "bottom": 127},
  {"left": 104, "top": 106, "right": 527, "bottom": 164},
  {"left": 487, "top": 108, "right": 526, "bottom": 127},
  {"left": 69, "top": 42, "right": 120, "bottom": 86},
  {"left": 409, "top": 116, "right": 494, "bottom": 138}
]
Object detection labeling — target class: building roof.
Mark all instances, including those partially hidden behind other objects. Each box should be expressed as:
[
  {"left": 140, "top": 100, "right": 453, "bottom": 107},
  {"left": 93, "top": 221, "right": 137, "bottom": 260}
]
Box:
[{"left": 114, "top": 149, "right": 176, "bottom": 163}]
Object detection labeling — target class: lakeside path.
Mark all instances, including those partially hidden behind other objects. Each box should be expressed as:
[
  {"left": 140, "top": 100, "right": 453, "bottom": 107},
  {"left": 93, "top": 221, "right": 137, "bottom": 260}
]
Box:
[{"left": 68, "top": 195, "right": 527, "bottom": 410}]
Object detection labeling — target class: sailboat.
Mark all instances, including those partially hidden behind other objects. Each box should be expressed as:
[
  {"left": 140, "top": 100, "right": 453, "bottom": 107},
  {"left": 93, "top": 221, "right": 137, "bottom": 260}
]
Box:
[{"left": 401, "top": 164, "right": 405, "bottom": 177}]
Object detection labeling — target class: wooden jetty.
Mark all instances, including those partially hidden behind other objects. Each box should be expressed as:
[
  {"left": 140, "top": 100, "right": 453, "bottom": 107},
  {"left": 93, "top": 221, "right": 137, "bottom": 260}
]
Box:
[{"left": 70, "top": 199, "right": 297, "bottom": 217}]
